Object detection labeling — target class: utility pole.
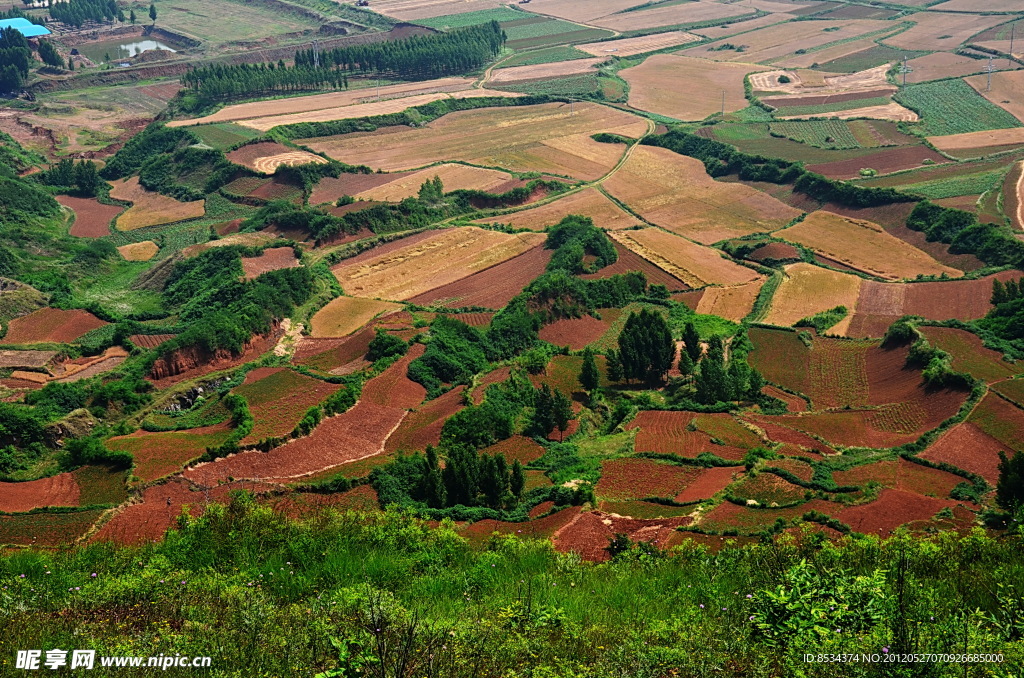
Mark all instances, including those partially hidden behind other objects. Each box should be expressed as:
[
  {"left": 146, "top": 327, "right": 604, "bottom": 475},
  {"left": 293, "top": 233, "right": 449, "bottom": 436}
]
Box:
[
  {"left": 1010, "top": 23, "right": 1016, "bottom": 69},
  {"left": 721, "top": 90, "right": 725, "bottom": 114},
  {"left": 986, "top": 55, "right": 995, "bottom": 92},
  {"left": 312, "top": 39, "right": 320, "bottom": 69},
  {"left": 899, "top": 54, "right": 912, "bottom": 89}
]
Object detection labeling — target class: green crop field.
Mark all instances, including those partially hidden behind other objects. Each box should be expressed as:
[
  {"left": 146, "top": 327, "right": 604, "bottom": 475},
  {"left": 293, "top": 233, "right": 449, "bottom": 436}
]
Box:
[
  {"left": 895, "top": 79, "right": 1024, "bottom": 137},
  {"left": 501, "top": 17, "right": 613, "bottom": 50},
  {"left": 772, "top": 96, "right": 892, "bottom": 118},
  {"left": 414, "top": 7, "right": 528, "bottom": 28},
  {"left": 189, "top": 123, "right": 264, "bottom": 150},
  {"left": 900, "top": 168, "right": 1005, "bottom": 200},
  {"left": 816, "top": 45, "right": 926, "bottom": 73},
  {"left": 498, "top": 45, "right": 593, "bottom": 68},
  {"left": 768, "top": 120, "right": 861, "bottom": 149},
  {"left": 150, "top": 0, "right": 320, "bottom": 44},
  {"left": 496, "top": 73, "right": 601, "bottom": 97}
]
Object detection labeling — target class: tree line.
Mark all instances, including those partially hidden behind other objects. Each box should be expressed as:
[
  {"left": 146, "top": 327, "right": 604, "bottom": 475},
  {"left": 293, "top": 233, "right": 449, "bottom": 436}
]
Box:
[
  {"left": 49, "top": 0, "right": 121, "bottom": 28},
  {"left": 181, "top": 22, "right": 505, "bottom": 101}
]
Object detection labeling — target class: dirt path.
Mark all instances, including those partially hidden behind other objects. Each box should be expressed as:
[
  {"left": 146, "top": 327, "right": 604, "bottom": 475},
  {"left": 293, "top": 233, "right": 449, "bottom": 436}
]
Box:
[{"left": 1016, "top": 160, "right": 1024, "bottom": 230}]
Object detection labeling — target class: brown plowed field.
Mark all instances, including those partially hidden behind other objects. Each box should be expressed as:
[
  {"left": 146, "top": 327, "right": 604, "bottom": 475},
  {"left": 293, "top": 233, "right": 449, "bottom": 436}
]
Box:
[
  {"left": 310, "top": 296, "right": 401, "bottom": 338},
  {"left": 748, "top": 242, "right": 801, "bottom": 263},
  {"left": 356, "top": 163, "right": 516, "bottom": 201},
  {"left": 1, "top": 509, "right": 105, "bottom": 547},
  {"left": 309, "top": 174, "right": 403, "bottom": 205},
  {"left": 149, "top": 329, "right": 282, "bottom": 389},
  {"left": 491, "top": 58, "right": 605, "bottom": 84},
  {"left": 833, "top": 458, "right": 963, "bottom": 497},
  {"left": 227, "top": 142, "right": 326, "bottom": 173},
  {"left": 905, "top": 52, "right": 986, "bottom": 84},
  {"left": 385, "top": 385, "right": 465, "bottom": 454},
  {"left": 361, "top": 343, "right": 427, "bottom": 410},
  {"left": 480, "top": 435, "right": 545, "bottom": 464},
  {"left": 538, "top": 314, "right": 611, "bottom": 350},
  {"left": 627, "top": 411, "right": 749, "bottom": 460},
  {"left": 920, "top": 422, "right": 1010, "bottom": 485},
  {"left": 884, "top": 12, "right": 1009, "bottom": 52},
  {"left": 807, "top": 145, "right": 947, "bottom": 180},
  {"left": 581, "top": 242, "right": 689, "bottom": 291},
  {"left": 698, "top": 498, "right": 841, "bottom": 534},
  {"left": 592, "top": 1, "right": 753, "bottom": 31},
  {"left": 836, "top": 488, "right": 960, "bottom": 536},
  {"left": 553, "top": 511, "right": 691, "bottom": 562},
  {"left": 239, "top": 247, "right": 301, "bottom": 280},
  {"left": 685, "top": 19, "right": 891, "bottom": 63},
  {"left": 332, "top": 227, "right": 545, "bottom": 301},
  {"left": 106, "top": 423, "right": 234, "bottom": 483},
  {"left": 596, "top": 457, "right": 700, "bottom": 500},
  {"left": 234, "top": 368, "right": 343, "bottom": 444},
  {"left": 460, "top": 506, "right": 581, "bottom": 546},
  {"left": 730, "top": 472, "right": 807, "bottom": 506},
  {"left": 763, "top": 385, "right": 807, "bottom": 412},
  {"left": 743, "top": 418, "right": 833, "bottom": 458},
  {"left": 612, "top": 229, "right": 761, "bottom": 288},
  {"left": 674, "top": 466, "right": 740, "bottom": 503},
  {"left": 604, "top": 146, "right": 800, "bottom": 243},
  {"left": 778, "top": 210, "right": 961, "bottom": 280},
  {"left": 0, "top": 473, "right": 80, "bottom": 513},
  {"left": 128, "top": 334, "right": 176, "bottom": 349},
  {"left": 57, "top": 195, "right": 122, "bottom": 238},
  {"left": 695, "top": 280, "right": 765, "bottom": 323},
  {"left": 1, "top": 308, "right": 107, "bottom": 344},
  {"left": 968, "top": 392, "right": 1024, "bottom": 453},
  {"left": 302, "top": 102, "right": 648, "bottom": 181},
  {"left": 266, "top": 485, "right": 380, "bottom": 517},
  {"left": 929, "top": 128, "right": 1024, "bottom": 155},
  {"left": 622, "top": 55, "right": 767, "bottom": 121},
  {"left": 761, "top": 88, "right": 895, "bottom": 109},
  {"left": 184, "top": 400, "right": 407, "bottom": 486},
  {"left": 966, "top": 70, "right": 1024, "bottom": 124},
  {"left": 0, "top": 350, "right": 56, "bottom": 368},
  {"left": 109, "top": 177, "right": 205, "bottom": 231},
  {"left": 478, "top": 188, "right": 641, "bottom": 231}
]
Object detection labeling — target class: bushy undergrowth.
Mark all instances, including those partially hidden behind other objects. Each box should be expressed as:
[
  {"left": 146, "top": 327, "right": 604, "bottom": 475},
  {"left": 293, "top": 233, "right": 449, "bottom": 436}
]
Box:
[{"left": 0, "top": 498, "right": 1021, "bottom": 677}]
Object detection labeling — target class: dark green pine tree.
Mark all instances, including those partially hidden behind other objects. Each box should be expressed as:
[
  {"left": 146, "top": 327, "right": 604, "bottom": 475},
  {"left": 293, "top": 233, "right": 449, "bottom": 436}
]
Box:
[
  {"left": 606, "top": 348, "right": 623, "bottom": 383},
  {"left": 579, "top": 347, "right": 600, "bottom": 392},
  {"left": 442, "top": 444, "right": 478, "bottom": 506},
  {"left": 747, "top": 367, "right": 766, "bottom": 399},
  {"left": 129, "top": 8, "right": 136, "bottom": 23},
  {"left": 73, "top": 160, "right": 100, "bottom": 197},
  {"left": 423, "top": 445, "right": 447, "bottom": 508},
  {"left": 677, "top": 349, "right": 694, "bottom": 378},
  {"left": 683, "top": 321, "right": 702, "bottom": 363},
  {"left": 552, "top": 389, "right": 573, "bottom": 442},
  {"left": 510, "top": 459, "right": 525, "bottom": 501},
  {"left": 617, "top": 308, "right": 674, "bottom": 383},
  {"left": 996, "top": 451, "right": 1024, "bottom": 515},
  {"left": 38, "top": 40, "right": 63, "bottom": 68},
  {"left": 530, "top": 384, "right": 556, "bottom": 438},
  {"left": 149, "top": 3, "right": 156, "bottom": 24},
  {"left": 478, "top": 454, "right": 504, "bottom": 508},
  {"left": 695, "top": 355, "right": 729, "bottom": 405},
  {"left": 707, "top": 335, "right": 726, "bottom": 365},
  {"left": 727, "top": 359, "right": 749, "bottom": 401}
]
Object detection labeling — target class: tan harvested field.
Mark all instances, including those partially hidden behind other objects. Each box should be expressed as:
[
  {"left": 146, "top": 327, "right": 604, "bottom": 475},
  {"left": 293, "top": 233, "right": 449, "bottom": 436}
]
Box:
[
  {"left": 478, "top": 188, "right": 641, "bottom": 231},
  {"left": 778, "top": 211, "right": 961, "bottom": 281},
  {"left": 695, "top": 279, "right": 765, "bottom": 322},
  {"left": 239, "top": 90, "right": 522, "bottom": 132},
  {"left": 310, "top": 297, "right": 402, "bottom": 338},
  {"left": 693, "top": 13, "right": 795, "bottom": 39},
  {"left": 356, "top": 164, "right": 515, "bottom": 201},
  {"left": 182, "top": 232, "right": 276, "bottom": 257},
  {"left": 332, "top": 226, "right": 545, "bottom": 301},
  {"left": 764, "top": 262, "right": 863, "bottom": 329},
  {"left": 929, "top": 128, "right": 1024, "bottom": 153},
  {"left": 965, "top": 70, "right": 1024, "bottom": 124},
  {"left": 603, "top": 146, "right": 800, "bottom": 243},
  {"left": 490, "top": 58, "right": 606, "bottom": 84},
  {"left": 577, "top": 31, "right": 700, "bottom": 57},
  {"left": 302, "top": 102, "right": 648, "bottom": 181},
  {"left": 905, "top": 52, "right": 987, "bottom": 84},
  {"left": 116, "top": 241, "right": 159, "bottom": 261},
  {"left": 751, "top": 64, "right": 890, "bottom": 96},
  {"left": 226, "top": 142, "right": 326, "bottom": 174},
  {"left": 519, "top": 0, "right": 652, "bottom": 23},
  {"left": 773, "top": 37, "right": 885, "bottom": 69},
  {"left": 169, "top": 78, "right": 475, "bottom": 127},
  {"left": 369, "top": 0, "right": 508, "bottom": 20},
  {"left": 883, "top": 12, "right": 1010, "bottom": 51},
  {"left": 591, "top": 1, "right": 755, "bottom": 31},
  {"left": 0, "top": 350, "right": 56, "bottom": 369},
  {"left": 611, "top": 229, "right": 761, "bottom": 288},
  {"left": 622, "top": 55, "right": 767, "bottom": 120},
  {"left": 929, "top": 0, "right": 1022, "bottom": 11},
  {"left": 109, "top": 178, "right": 205, "bottom": 231},
  {"left": 789, "top": 102, "right": 918, "bottom": 123},
  {"left": 684, "top": 20, "right": 891, "bottom": 63}
]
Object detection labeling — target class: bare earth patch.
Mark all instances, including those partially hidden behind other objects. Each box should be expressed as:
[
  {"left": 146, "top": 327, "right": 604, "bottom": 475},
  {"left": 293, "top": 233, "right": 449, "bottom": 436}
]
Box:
[
  {"left": 116, "top": 241, "right": 159, "bottom": 261},
  {"left": 310, "top": 297, "right": 402, "bottom": 338},
  {"left": 622, "top": 55, "right": 767, "bottom": 121},
  {"left": 611, "top": 228, "right": 761, "bottom": 288},
  {"left": 109, "top": 177, "right": 205, "bottom": 231},
  {"left": 477, "top": 188, "right": 641, "bottom": 231}
]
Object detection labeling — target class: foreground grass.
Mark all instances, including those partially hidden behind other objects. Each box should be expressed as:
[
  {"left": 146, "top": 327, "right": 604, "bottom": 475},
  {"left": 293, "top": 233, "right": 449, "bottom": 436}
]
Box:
[{"left": 1, "top": 496, "right": 1022, "bottom": 677}]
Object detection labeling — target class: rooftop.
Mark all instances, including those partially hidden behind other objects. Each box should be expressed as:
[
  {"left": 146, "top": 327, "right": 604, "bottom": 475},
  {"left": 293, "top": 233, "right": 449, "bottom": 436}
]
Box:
[{"left": 0, "top": 17, "right": 52, "bottom": 38}]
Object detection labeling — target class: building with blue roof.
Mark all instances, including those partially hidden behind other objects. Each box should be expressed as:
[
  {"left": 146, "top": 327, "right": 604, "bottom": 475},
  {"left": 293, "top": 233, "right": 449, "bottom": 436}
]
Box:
[{"left": 0, "top": 17, "right": 51, "bottom": 38}]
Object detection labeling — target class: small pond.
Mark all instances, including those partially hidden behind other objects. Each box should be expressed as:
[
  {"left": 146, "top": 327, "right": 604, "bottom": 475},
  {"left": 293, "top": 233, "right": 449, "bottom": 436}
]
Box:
[{"left": 77, "top": 39, "right": 178, "bottom": 63}]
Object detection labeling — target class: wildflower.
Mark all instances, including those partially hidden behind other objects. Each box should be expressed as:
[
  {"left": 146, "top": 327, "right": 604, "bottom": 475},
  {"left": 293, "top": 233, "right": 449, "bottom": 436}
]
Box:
[
  {"left": 883, "top": 647, "right": 889, "bottom": 654},
  {"left": 699, "top": 604, "right": 704, "bottom": 609},
  {"left": 19, "top": 574, "right": 25, "bottom": 578},
  {"left": 749, "top": 616, "right": 755, "bottom": 621},
  {"left": 91, "top": 573, "right": 97, "bottom": 578},
  {"left": 75, "top": 587, "right": 80, "bottom": 591},
  {"left": 746, "top": 594, "right": 752, "bottom": 598}
]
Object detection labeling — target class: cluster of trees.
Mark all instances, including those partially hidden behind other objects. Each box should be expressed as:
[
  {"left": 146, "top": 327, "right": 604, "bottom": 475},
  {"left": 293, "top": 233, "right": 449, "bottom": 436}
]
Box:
[
  {"left": 100, "top": 124, "right": 196, "bottom": 180},
  {"left": 991, "top": 278, "right": 1024, "bottom": 306},
  {"left": 38, "top": 159, "right": 101, "bottom": 196},
  {"left": 0, "top": 26, "right": 30, "bottom": 92},
  {"left": 50, "top": 0, "right": 122, "bottom": 27},
  {"left": 181, "top": 23, "right": 505, "bottom": 101},
  {"left": 530, "top": 383, "right": 573, "bottom": 441},
  {"left": 407, "top": 315, "right": 490, "bottom": 397},
  {"left": 545, "top": 215, "right": 617, "bottom": 274},
  {"left": 679, "top": 329, "right": 765, "bottom": 405},
  {"left": 37, "top": 40, "right": 63, "bottom": 69},
  {"left": 138, "top": 145, "right": 235, "bottom": 201},
  {"left": 907, "top": 200, "right": 1024, "bottom": 268},
  {"left": 980, "top": 279, "right": 1024, "bottom": 347},
  {"left": 605, "top": 308, "right": 674, "bottom": 384}
]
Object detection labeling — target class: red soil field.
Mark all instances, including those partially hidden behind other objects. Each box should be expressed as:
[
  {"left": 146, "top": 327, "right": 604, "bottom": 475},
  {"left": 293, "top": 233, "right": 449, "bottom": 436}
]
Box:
[
  {"left": 57, "top": 195, "right": 123, "bottom": 238},
  {"left": 538, "top": 314, "right": 611, "bottom": 350},
  {"left": 529, "top": 501, "right": 555, "bottom": 519},
  {"left": 807, "top": 146, "right": 948, "bottom": 180},
  {"left": 309, "top": 173, "right": 407, "bottom": 205},
  {"left": 553, "top": 510, "right": 691, "bottom": 562},
  {"left": 250, "top": 177, "right": 304, "bottom": 203},
  {"left": 747, "top": 241, "right": 801, "bottom": 263},
  {"left": 744, "top": 418, "right": 834, "bottom": 457},
  {"left": 233, "top": 368, "right": 343, "bottom": 444},
  {"left": 480, "top": 435, "right": 545, "bottom": 464},
  {"left": 450, "top": 312, "right": 494, "bottom": 327},
  {"left": 833, "top": 458, "right": 964, "bottom": 498},
  {"left": 699, "top": 498, "right": 841, "bottom": 534},
  {"left": 674, "top": 466, "right": 740, "bottom": 503},
  {"left": 92, "top": 478, "right": 278, "bottom": 546},
  {"left": 763, "top": 385, "right": 807, "bottom": 412},
  {"left": 665, "top": 531, "right": 757, "bottom": 552},
  {"left": 360, "top": 343, "right": 427, "bottom": 410},
  {"left": 240, "top": 247, "right": 301, "bottom": 280},
  {"left": 471, "top": 365, "right": 511, "bottom": 405},
  {"left": 460, "top": 506, "right": 581, "bottom": 546},
  {"left": 128, "top": 334, "right": 176, "bottom": 349},
  {"left": 580, "top": 242, "right": 690, "bottom": 291},
  {"left": 836, "top": 489, "right": 960, "bottom": 537},
  {"left": 765, "top": 458, "right": 815, "bottom": 482},
  {"left": 408, "top": 245, "right": 551, "bottom": 309},
  {"left": 967, "top": 393, "right": 1024, "bottom": 453},
  {"left": 106, "top": 423, "right": 233, "bottom": 482},
  {"left": 627, "top": 411, "right": 750, "bottom": 460},
  {"left": 149, "top": 328, "right": 282, "bottom": 388},
  {"left": 0, "top": 509, "right": 105, "bottom": 547},
  {"left": 762, "top": 89, "right": 896, "bottom": 108},
  {"left": 330, "top": 230, "right": 437, "bottom": 270},
  {"left": 729, "top": 473, "right": 807, "bottom": 506},
  {"left": 672, "top": 289, "right": 704, "bottom": 311},
  {"left": 748, "top": 327, "right": 811, "bottom": 396},
  {"left": 1, "top": 308, "right": 107, "bottom": 344},
  {"left": 184, "top": 400, "right": 407, "bottom": 486},
  {"left": 920, "top": 423, "right": 1010, "bottom": 486},
  {"left": 920, "top": 326, "right": 1018, "bottom": 383},
  {"left": 596, "top": 457, "right": 700, "bottom": 500},
  {"left": 296, "top": 326, "right": 375, "bottom": 373},
  {"left": 266, "top": 485, "right": 380, "bottom": 518},
  {"left": 385, "top": 385, "right": 465, "bottom": 454},
  {"left": 0, "top": 472, "right": 80, "bottom": 513}
]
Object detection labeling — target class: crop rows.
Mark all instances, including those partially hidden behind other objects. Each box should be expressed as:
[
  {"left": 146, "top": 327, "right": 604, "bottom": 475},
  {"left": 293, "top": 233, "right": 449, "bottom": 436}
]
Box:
[
  {"left": 809, "top": 340, "right": 870, "bottom": 409},
  {"left": 769, "top": 120, "right": 861, "bottom": 149},
  {"left": 866, "top": 401, "right": 927, "bottom": 434},
  {"left": 498, "top": 74, "right": 601, "bottom": 97},
  {"left": 894, "top": 79, "right": 1023, "bottom": 137}
]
